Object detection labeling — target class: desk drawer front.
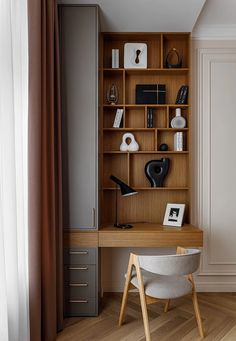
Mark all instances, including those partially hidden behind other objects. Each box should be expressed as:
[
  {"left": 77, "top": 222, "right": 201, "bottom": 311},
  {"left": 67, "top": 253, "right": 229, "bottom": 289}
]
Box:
[
  {"left": 64, "top": 264, "right": 96, "bottom": 285},
  {"left": 65, "top": 298, "right": 96, "bottom": 316},
  {"left": 65, "top": 283, "right": 95, "bottom": 299},
  {"left": 64, "top": 247, "right": 96, "bottom": 264}
]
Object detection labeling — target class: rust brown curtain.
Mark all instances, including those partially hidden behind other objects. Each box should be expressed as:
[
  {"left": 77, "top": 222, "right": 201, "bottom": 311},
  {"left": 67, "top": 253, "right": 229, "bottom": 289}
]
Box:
[{"left": 28, "top": 0, "right": 63, "bottom": 340}]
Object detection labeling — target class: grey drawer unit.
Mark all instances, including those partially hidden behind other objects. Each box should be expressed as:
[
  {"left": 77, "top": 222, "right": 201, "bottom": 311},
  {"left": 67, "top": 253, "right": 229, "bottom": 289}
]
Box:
[
  {"left": 64, "top": 247, "right": 96, "bottom": 265},
  {"left": 64, "top": 248, "right": 98, "bottom": 316}
]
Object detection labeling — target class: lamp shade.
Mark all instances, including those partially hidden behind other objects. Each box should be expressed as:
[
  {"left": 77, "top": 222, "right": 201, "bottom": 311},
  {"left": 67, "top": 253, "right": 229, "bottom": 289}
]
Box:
[{"left": 110, "top": 175, "right": 137, "bottom": 196}]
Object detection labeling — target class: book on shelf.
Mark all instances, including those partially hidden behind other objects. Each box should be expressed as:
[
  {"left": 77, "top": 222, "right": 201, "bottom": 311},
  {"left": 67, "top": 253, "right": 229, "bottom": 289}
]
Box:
[
  {"left": 113, "top": 108, "right": 123, "bottom": 128},
  {"left": 147, "top": 108, "right": 154, "bottom": 128},
  {"left": 174, "top": 132, "right": 184, "bottom": 151},
  {"left": 175, "top": 85, "right": 188, "bottom": 104}
]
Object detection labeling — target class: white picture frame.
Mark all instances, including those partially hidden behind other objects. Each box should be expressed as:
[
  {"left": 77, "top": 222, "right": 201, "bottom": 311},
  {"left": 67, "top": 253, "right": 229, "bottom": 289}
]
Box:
[
  {"left": 163, "top": 203, "right": 185, "bottom": 227},
  {"left": 124, "top": 43, "right": 147, "bottom": 69}
]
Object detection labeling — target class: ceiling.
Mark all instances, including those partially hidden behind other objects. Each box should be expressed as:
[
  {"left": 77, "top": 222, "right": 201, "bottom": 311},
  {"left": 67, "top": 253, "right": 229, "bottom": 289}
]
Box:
[{"left": 58, "top": 0, "right": 206, "bottom": 32}]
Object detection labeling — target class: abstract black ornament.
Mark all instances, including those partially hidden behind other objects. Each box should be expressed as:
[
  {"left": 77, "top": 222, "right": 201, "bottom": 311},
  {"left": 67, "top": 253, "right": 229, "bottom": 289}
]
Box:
[{"left": 145, "top": 158, "right": 170, "bottom": 187}]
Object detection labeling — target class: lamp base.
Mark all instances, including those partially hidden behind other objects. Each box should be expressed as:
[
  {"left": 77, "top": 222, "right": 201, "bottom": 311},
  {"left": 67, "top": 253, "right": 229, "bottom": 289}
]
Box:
[{"left": 114, "top": 223, "right": 133, "bottom": 229}]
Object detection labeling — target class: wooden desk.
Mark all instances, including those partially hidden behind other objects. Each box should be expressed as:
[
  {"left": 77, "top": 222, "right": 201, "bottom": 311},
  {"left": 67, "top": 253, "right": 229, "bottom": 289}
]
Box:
[
  {"left": 64, "top": 224, "right": 203, "bottom": 248},
  {"left": 98, "top": 223, "right": 203, "bottom": 247}
]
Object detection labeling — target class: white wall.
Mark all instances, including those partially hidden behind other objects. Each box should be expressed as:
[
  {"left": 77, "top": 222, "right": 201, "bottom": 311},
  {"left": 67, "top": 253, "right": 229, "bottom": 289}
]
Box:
[{"left": 192, "top": 39, "right": 236, "bottom": 292}]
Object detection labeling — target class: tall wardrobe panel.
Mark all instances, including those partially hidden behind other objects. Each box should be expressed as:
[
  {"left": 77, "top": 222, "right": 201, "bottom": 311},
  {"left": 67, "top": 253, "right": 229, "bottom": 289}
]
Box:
[{"left": 60, "top": 6, "right": 99, "bottom": 229}]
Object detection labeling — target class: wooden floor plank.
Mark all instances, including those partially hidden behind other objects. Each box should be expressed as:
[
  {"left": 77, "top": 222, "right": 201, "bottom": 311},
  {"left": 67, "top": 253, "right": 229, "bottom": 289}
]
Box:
[{"left": 57, "top": 293, "right": 236, "bottom": 341}]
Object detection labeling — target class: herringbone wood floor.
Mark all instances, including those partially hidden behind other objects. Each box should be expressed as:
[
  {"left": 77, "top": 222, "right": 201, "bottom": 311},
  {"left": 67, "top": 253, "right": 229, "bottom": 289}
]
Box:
[{"left": 57, "top": 293, "right": 236, "bottom": 341}]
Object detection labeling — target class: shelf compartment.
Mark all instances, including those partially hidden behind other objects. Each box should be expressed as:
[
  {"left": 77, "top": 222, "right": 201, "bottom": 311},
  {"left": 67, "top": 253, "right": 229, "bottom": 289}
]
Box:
[
  {"left": 103, "top": 106, "right": 124, "bottom": 128},
  {"left": 157, "top": 130, "right": 188, "bottom": 152},
  {"left": 125, "top": 73, "right": 189, "bottom": 105},
  {"left": 102, "top": 190, "right": 189, "bottom": 225},
  {"left": 103, "top": 71, "right": 124, "bottom": 105},
  {"left": 103, "top": 130, "right": 155, "bottom": 152},
  {"left": 103, "top": 154, "right": 128, "bottom": 188},
  {"left": 146, "top": 107, "right": 167, "bottom": 128},
  {"left": 125, "top": 107, "right": 145, "bottom": 128},
  {"left": 163, "top": 33, "right": 190, "bottom": 69},
  {"left": 129, "top": 153, "right": 189, "bottom": 188},
  {"left": 169, "top": 107, "right": 189, "bottom": 128},
  {"left": 102, "top": 33, "right": 162, "bottom": 69}
]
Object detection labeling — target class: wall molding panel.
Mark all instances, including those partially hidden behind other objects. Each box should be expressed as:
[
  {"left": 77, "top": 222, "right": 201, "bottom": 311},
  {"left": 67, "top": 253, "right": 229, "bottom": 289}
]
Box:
[{"left": 193, "top": 41, "right": 236, "bottom": 290}]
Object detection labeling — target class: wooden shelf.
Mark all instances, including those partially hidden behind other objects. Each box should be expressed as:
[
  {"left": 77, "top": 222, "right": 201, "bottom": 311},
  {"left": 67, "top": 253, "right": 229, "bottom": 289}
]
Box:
[
  {"left": 103, "top": 187, "right": 189, "bottom": 191},
  {"left": 104, "top": 68, "right": 189, "bottom": 73},
  {"left": 103, "top": 104, "right": 190, "bottom": 108},
  {"left": 103, "top": 151, "right": 189, "bottom": 154}
]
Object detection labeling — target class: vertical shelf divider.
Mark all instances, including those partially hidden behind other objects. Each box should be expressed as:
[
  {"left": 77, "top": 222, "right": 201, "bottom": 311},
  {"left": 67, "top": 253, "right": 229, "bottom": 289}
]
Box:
[
  {"left": 166, "top": 105, "right": 170, "bottom": 128},
  {"left": 160, "top": 33, "right": 164, "bottom": 69},
  {"left": 144, "top": 106, "right": 147, "bottom": 128}
]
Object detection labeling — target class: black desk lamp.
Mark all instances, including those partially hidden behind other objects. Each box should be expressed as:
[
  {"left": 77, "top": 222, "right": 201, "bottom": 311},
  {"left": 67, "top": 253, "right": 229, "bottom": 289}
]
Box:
[{"left": 110, "top": 175, "right": 138, "bottom": 229}]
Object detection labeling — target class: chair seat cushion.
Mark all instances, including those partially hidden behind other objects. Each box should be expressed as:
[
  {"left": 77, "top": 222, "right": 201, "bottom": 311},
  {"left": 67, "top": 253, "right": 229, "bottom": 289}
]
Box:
[{"left": 128, "top": 269, "right": 193, "bottom": 299}]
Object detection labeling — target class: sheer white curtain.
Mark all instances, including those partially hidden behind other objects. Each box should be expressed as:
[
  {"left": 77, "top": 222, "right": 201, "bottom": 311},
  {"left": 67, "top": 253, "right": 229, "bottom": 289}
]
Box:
[{"left": 0, "top": 0, "right": 29, "bottom": 340}]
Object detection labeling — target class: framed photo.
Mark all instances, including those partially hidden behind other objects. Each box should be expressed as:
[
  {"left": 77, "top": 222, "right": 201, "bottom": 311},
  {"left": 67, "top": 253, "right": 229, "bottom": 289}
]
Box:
[{"left": 163, "top": 203, "right": 185, "bottom": 227}]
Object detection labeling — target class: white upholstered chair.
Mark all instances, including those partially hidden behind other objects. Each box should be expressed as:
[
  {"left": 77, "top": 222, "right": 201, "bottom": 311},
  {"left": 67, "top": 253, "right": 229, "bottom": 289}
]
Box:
[{"left": 118, "top": 247, "right": 204, "bottom": 341}]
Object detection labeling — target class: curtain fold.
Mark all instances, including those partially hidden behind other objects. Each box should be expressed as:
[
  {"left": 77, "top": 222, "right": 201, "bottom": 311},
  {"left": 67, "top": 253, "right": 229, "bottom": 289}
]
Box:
[{"left": 28, "top": 0, "right": 63, "bottom": 340}]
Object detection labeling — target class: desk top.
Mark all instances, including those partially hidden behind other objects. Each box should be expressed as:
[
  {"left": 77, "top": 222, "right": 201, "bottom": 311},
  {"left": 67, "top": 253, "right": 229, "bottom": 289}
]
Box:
[
  {"left": 99, "top": 223, "right": 203, "bottom": 247},
  {"left": 64, "top": 223, "right": 203, "bottom": 248}
]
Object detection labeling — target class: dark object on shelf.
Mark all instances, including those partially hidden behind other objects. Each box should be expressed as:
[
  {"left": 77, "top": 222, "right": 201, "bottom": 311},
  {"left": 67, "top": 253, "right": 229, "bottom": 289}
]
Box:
[
  {"left": 176, "top": 85, "right": 188, "bottom": 104},
  {"left": 165, "top": 48, "right": 182, "bottom": 68},
  {"left": 110, "top": 175, "right": 138, "bottom": 228},
  {"left": 136, "top": 84, "right": 166, "bottom": 104},
  {"left": 145, "top": 158, "right": 170, "bottom": 187},
  {"left": 107, "top": 83, "right": 118, "bottom": 105},
  {"left": 159, "top": 143, "right": 168, "bottom": 151},
  {"left": 147, "top": 108, "right": 154, "bottom": 128}
]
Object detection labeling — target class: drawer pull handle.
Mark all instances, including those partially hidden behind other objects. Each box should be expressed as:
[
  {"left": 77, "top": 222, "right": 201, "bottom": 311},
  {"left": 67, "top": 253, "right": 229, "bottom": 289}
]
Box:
[
  {"left": 69, "top": 267, "right": 88, "bottom": 270},
  {"left": 69, "top": 283, "right": 88, "bottom": 287},
  {"left": 69, "top": 251, "right": 88, "bottom": 255},
  {"left": 69, "top": 300, "right": 88, "bottom": 304}
]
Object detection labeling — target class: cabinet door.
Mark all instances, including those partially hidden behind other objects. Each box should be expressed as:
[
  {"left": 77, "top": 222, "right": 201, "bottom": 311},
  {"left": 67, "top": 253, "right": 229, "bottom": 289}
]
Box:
[{"left": 60, "top": 6, "right": 98, "bottom": 229}]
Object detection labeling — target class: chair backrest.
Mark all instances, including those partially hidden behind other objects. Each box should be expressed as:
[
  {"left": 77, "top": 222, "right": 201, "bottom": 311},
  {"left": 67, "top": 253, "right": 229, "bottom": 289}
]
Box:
[{"left": 137, "top": 249, "right": 201, "bottom": 276}]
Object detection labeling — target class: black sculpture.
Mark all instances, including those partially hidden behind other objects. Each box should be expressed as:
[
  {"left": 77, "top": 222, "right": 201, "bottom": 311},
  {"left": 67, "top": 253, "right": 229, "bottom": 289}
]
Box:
[{"left": 145, "top": 158, "right": 170, "bottom": 187}]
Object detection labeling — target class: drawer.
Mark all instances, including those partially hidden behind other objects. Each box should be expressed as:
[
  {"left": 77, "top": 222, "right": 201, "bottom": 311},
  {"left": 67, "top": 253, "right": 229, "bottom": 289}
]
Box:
[
  {"left": 65, "top": 298, "right": 97, "bottom": 316},
  {"left": 64, "top": 264, "right": 96, "bottom": 284},
  {"left": 64, "top": 248, "right": 97, "bottom": 265},
  {"left": 65, "top": 282, "right": 96, "bottom": 299}
]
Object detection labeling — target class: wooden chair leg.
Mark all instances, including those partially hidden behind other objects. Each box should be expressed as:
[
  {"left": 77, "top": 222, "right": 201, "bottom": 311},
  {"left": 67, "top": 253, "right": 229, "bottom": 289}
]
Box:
[
  {"left": 135, "top": 257, "right": 151, "bottom": 341},
  {"left": 118, "top": 254, "right": 134, "bottom": 326},
  {"left": 188, "top": 274, "right": 204, "bottom": 338},
  {"left": 164, "top": 299, "right": 170, "bottom": 313},
  {"left": 192, "top": 290, "right": 204, "bottom": 338}
]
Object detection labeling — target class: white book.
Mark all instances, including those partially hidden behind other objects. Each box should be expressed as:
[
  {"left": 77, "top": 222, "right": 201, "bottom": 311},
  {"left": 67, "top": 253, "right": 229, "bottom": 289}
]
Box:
[
  {"left": 174, "top": 132, "right": 183, "bottom": 151},
  {"left": 113, "top": 109, "right": 123, "bottom": 128},
  {"left": 112, "top": 49, "right": 119, "bottom": 68}
]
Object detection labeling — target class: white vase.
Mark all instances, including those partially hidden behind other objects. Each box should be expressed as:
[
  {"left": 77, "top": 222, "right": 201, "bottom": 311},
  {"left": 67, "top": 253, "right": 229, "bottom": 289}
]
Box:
[
  {"left": 120, "top": 132, "right": 139, "bottom": 152},
  {"left": 171, "top": 108, "right": 186, "bottom": 128}
]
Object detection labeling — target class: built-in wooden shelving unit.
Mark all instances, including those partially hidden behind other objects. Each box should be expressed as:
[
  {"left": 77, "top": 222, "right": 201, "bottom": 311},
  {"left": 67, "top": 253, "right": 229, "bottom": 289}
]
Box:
[{"left": 100, "top": 32, "right": 191, "bottom": 225}]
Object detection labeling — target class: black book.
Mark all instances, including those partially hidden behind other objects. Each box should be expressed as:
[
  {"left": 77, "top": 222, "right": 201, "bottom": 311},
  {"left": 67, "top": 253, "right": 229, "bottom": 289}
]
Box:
[{"left": 180, "top": 86, "right": 188, "bottom": 104}]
